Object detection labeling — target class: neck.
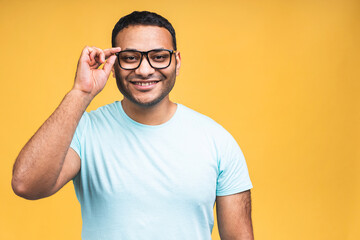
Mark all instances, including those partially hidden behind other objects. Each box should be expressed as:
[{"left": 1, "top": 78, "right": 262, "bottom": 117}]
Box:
[{"left": 121, "top": 97, "right": 177, "bottom": 125}]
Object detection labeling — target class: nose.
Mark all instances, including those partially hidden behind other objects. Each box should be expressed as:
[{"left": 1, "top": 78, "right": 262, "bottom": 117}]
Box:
[{"left": 135, "top": 55, "right": 155, "bottom": 77}]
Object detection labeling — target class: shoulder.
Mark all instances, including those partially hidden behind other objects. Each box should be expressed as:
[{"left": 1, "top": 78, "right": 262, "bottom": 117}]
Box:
[
  {"left": 178, "top": 104, "right": 234, "bottom": 140},
  {"left": 87, "top": 102, "right": 119, "bottom": 117},
  {"left": 76, "top": 102, "right": 121, "bottom": 132},
  {"left": 178, "top": 104, "right": 218, "bottom": 125},
  {"left": 85, "top": 102, "right": 120, "bottom": 122},
  {"left": 178, "top": 105, "right": 244, "bottom": 165}
]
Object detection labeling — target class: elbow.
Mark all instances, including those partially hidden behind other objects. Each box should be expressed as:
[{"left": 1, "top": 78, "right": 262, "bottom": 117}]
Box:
[
  {"left": 11, "top": 177, "right": 43, "bottom": 200},
  {"left": 12, "top": 159, "right": 49, "bottom": 200}
]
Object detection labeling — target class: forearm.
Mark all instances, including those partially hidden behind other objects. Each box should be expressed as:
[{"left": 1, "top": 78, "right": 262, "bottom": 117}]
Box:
[{"left": 12, "top": 89, "right": 92, "bottom": 199}]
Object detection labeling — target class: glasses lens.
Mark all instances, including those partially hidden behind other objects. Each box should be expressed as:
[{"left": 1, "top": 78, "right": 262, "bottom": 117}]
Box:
[
  {"left": 118, "top": 51, "right": 142, "bottom": 69},
  {"left": 148, "top": 50, "right": 171, "bottom": 69}
]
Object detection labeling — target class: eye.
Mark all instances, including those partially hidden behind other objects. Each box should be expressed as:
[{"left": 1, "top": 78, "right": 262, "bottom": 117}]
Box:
[
  {"left": 120, "top": 54, "right": 139, "bottom": 63},
  {"left": 151, "top": 53, "right": 170, "bottom": 62},
  {"left": 125, "top": 56, "right": 136, "bottom": 60}
]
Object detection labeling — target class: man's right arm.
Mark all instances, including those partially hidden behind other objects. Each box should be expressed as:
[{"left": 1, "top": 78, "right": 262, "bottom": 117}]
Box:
[{"left": 11, "top": 46, "right": 121, "bottom": 200}]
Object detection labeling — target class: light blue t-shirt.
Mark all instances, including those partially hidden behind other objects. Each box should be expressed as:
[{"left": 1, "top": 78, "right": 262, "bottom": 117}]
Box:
[{"left": 70, "top": 102, "right": 252, "bottom": 240}]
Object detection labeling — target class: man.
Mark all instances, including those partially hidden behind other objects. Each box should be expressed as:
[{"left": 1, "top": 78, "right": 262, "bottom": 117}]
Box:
[{"left": 12, "top": 11, "right": 254, "bottom": 239}]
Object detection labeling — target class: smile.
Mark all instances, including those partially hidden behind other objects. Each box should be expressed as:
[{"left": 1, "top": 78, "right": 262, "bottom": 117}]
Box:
[{"left": 131, "top": 81, "right": 159, "bottom": 86}]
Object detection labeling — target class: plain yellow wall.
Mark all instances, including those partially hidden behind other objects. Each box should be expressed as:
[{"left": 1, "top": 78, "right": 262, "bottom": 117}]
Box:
[{"left": 1, "top": 0, "right": 359, "bottom": 239}]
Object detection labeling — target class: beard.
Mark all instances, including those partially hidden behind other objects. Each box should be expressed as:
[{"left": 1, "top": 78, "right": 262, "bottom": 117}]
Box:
[{"left": 115, "top": 69, "right": 177, "bottom": 108}]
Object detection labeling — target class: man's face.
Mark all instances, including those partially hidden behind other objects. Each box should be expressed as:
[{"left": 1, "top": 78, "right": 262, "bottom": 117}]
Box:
[{"left": 113, "top": 25, "right": 181, "bottom": 107}]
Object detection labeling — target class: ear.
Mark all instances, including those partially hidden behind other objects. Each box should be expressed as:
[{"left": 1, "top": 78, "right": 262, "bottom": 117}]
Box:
[{"left": 175, "top": 51, "right": 181, "bottom": 76}]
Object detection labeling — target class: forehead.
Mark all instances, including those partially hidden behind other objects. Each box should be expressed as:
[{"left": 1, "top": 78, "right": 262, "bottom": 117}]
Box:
[{"left": 114, "top": 25, "right": 173, "bottom": 51}]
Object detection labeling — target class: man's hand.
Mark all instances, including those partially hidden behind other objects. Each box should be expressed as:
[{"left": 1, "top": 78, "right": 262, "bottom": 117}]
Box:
[
  {"left": 73, "top": 46, "right": 121, "bottom": 98},
  {"left": 12, "top": 46, "right": 121, "bottom": 200}
]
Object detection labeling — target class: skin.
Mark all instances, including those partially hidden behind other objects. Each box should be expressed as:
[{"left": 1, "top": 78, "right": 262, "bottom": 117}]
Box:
[
  {"left": 11, "top": 46, "right": 121, "bottom": 199},
  {"left": 112, "top": 26, "right": 181, "bottom": 125},
  {"left": 12, "top": 25, "right": 253, "bottom": 239},
  {"left": 217, "top": 190, "right": 254, "bottom": 240}
]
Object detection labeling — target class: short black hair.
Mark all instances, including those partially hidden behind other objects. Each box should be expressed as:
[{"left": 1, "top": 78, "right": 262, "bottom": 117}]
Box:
[{"left": 112, "top": 11, "right": 177, "bottom": 50}]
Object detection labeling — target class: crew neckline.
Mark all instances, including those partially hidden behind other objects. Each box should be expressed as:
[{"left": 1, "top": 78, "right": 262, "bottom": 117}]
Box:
[{"left": 116, "top": 101, "right": 181, "bottom": 129}]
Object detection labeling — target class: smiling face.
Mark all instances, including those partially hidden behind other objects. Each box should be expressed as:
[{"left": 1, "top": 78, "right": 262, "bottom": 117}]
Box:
[{"left": 113, "top": 25, "right": 181, "bottom": 108}]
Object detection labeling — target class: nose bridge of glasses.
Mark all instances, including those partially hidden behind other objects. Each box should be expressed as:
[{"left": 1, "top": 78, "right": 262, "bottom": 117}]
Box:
[
  {"left": 138, "top": 51, "right": 153, "bottom": 68},
  {"left": 134, "top": 51, "right": 155, "bottom": 74}
]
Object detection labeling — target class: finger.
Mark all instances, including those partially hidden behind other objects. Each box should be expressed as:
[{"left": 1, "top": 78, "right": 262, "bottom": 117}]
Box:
[
  {"left": 93, "top": 47, "right": 106, "bottom": 63},
  {"left": 89, "top": 48, "right": 98, "bottom": 64},
  {"left": 88, "top": 48, "right": 104, "bottom": 66},
  {"left": 79, "top": 46, "right": 93, "bottom": 62},
  {"left": 103, "top": 47, "right": 121, "bottom": 59},
  {"left": 102, "top": 55, "right": 117, "bottom": 75}
]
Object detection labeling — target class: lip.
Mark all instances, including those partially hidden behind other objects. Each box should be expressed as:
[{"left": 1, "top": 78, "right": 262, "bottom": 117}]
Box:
[{"left": 130, "top": 80, "right": 160, "bottom": 91}]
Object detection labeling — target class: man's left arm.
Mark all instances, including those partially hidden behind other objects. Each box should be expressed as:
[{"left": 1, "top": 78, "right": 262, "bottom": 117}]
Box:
[{"left": 216, "top": 190, "right": 254, "bottom": 240}]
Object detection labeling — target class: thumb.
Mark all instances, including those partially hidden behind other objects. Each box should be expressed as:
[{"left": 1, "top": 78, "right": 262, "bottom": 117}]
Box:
[{"left": 103, "top": 55, "right": 117, "bottom": 76}]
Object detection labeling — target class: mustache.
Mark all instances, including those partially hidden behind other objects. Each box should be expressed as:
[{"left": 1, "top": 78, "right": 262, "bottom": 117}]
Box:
[{"left": 127, "top": 73, "right": 165, "bottom": 82}]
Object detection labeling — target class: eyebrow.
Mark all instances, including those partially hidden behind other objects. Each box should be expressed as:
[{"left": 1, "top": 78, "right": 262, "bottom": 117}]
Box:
[{"left": 123, "top": 48, "right": 138, "bottom": 51}]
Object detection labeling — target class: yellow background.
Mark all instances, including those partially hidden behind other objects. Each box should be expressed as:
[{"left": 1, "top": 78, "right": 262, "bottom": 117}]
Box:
[{"left": 1, "top": 0, "right": 359, "bottom": 239}]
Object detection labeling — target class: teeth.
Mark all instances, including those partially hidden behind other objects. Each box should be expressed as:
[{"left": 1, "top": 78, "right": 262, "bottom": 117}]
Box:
[{"left": 134, "top": 81, "right": 158, "bottom": 86}]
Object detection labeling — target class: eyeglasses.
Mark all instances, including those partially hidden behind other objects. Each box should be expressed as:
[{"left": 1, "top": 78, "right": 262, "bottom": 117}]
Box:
[{"left": 115, "top": 49, "right": 176, "bottom": 70}]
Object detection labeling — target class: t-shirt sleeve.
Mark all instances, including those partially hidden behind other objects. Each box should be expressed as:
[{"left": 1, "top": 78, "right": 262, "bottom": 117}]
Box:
[
  {"left": 216, "top": 131, "right": 253, "bottom": 196},
  {"left": 70, "top": 112, "right": 89, "bottom": 159}
]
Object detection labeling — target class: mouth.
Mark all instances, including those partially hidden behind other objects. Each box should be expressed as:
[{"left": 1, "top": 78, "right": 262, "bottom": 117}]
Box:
[
  {"left": 129, "top": 80, "right": 161, "bottom": 90},
  {"left": 131, "top": 80, "right": 160, "bottom": 86}
]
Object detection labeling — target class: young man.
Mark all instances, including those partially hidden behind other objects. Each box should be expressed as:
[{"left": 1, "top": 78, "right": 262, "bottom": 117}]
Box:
[{"left": 12, "top": 11, "right": 254, "bottom": 239}]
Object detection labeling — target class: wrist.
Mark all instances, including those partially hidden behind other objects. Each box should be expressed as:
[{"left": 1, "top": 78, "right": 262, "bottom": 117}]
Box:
[{"left": 68, "top": 88, "right": 94, "bottom": 106}]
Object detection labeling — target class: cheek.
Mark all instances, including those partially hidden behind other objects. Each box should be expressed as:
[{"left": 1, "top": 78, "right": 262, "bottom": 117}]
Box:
[
  {"left": 115, "top": 68, "right": 130, "bottom": 81},
  {"left": 161, "top": 65, "right": 177, "bottom": 78}
]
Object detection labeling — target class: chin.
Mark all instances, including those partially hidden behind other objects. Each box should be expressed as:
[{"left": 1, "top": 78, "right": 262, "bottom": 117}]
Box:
[
  {"left": 130, "top": 93, "right": 169, "bottom": 107},
  {"left": 118, "top": 86, "right": 167, "bottom": 108},
  {"left": 116, "top": 79, "right": 175, "bottom": 108}
]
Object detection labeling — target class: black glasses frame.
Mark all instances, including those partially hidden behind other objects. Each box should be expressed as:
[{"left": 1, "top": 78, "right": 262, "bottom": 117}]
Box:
[{"left": 115, "top": 49, "right": 176, "bottom": 70}]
